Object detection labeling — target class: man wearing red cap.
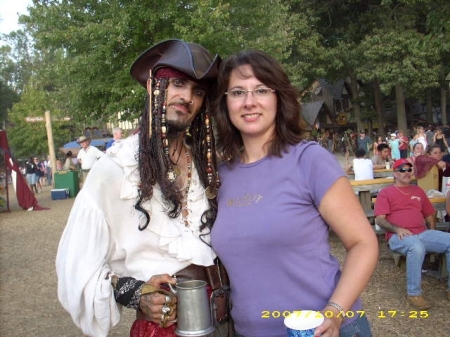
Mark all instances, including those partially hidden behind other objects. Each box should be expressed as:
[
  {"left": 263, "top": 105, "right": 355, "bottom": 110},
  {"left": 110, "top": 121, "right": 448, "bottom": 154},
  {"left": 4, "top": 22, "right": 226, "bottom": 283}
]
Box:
[
  {"left": 374, "top": 158, "right": 450, "bottom": 309},
  {"left": 56, "top": 40, "right": 229, "bottom": 337}
]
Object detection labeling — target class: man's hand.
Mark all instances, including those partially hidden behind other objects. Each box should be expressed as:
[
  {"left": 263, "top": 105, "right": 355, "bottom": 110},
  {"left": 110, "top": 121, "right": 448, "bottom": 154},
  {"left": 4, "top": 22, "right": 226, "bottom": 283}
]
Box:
[
  {"left": 139, "top": 274, "right": 177, "bottom": 327},
  {"left": 395, "top": 227, "right": 413, "bottom": 240}
]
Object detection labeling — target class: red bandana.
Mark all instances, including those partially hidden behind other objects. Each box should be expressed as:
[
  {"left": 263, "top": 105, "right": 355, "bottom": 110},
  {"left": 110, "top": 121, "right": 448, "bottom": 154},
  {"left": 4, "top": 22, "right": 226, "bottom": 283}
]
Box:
[
  {"left": 154, "top": 67, "right": 208, "bottom": 89},
  {"left": 155, "top": 67, "right": 191, "bottom": 80}
]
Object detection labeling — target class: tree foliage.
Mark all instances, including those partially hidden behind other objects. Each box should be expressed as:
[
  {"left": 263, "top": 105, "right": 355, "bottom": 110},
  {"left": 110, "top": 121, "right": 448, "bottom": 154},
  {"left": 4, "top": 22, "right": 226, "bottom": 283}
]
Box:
[{"left": 1, "top": 0, "right": 449, "bottom": 158}]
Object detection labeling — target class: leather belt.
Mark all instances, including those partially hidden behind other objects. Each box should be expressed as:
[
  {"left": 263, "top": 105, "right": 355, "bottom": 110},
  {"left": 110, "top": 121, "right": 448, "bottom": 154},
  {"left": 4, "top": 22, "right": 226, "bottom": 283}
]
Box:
[{"left": 174, "top": 264, "right": 209, "bottom": 283}]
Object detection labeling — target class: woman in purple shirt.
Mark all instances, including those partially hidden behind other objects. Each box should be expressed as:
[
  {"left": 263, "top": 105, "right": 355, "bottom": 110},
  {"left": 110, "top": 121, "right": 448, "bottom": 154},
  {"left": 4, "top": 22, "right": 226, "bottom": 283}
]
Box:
[{"left": 211, "top": 50, "right": 378, "bottom": 337}]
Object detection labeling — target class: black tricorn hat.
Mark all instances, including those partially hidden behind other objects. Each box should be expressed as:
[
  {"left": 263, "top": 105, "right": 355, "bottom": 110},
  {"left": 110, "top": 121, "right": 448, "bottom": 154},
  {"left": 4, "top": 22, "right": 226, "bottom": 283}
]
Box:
[{"left": 130, "top": 39, "right": 221, "bottom": 87}]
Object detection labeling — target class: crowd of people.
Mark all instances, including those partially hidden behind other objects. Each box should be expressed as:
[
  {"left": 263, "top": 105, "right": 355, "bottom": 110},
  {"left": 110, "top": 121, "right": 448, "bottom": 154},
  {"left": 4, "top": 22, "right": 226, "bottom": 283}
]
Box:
[
  {"left": 24, "top": 156, "right": 50, "bottom": 193},
  {"left": 317, "top": 125, "right": 450, "bottom": 161},
  {"left": 21, "top": 128, "right": 124, "bottom": 193}
]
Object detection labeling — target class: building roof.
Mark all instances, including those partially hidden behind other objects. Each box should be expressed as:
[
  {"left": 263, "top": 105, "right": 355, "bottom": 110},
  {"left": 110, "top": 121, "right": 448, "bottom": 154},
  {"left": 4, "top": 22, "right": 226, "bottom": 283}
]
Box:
[
  {"left": 318, "top": 78, "right": 345, "bottom": 100},
  {"left": 301, "top": 101, "right": 324, "bottom": 128}
]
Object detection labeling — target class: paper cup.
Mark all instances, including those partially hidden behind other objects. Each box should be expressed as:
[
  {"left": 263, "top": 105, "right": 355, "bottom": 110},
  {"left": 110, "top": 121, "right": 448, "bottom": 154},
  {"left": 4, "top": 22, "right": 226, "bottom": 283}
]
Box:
[{"left": 284, "top": 310, "right": 324, "bottom": 337}]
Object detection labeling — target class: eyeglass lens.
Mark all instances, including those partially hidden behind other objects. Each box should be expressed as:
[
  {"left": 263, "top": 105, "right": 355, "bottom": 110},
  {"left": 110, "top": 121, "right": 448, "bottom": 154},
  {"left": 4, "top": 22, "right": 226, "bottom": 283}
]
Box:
[{"left": 397, "top": 168, "right": 413, "bottom": 172}]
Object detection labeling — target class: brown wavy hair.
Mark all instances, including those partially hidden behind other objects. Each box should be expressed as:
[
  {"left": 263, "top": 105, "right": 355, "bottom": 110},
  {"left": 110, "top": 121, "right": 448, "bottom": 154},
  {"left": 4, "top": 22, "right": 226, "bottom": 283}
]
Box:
[{"left": 213, "top": 50, "right": 308, "bottom": 163}]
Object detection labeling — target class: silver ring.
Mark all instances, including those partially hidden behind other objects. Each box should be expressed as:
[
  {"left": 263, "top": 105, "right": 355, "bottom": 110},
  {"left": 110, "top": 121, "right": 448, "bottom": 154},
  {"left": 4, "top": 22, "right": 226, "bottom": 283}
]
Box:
[
  {"left": 162, "top": 304, "right": 171, "bottom": 314},
  {"left": 165, "top": 295, "right": 171, "bottom": 304}
]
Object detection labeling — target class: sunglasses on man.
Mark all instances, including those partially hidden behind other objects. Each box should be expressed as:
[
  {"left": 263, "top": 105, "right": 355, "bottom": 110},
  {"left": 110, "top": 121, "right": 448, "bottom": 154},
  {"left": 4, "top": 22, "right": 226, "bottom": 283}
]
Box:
[{"left": 395, "top": 168, "right": 413, "bottom": 173}]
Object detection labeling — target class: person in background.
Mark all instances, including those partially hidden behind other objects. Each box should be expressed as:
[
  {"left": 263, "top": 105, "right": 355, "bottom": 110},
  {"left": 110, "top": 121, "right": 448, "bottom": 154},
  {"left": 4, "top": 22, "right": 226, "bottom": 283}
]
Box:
[
  {"left": 345, "top": 148, "right": 374, "bottom": 181},
  {"left": 56, "top": 39, "right": 228, "bottom": 337},
  {"left": 106, "top": 127, "right": 124, "bottom": 150},
  {"left": 425, "top": 125, "right": 434, "bottom": 147},
  {"left": 63, "top": 151, "right": 77, "bottom": 170},
  {"left": 406, "top": 142, "right": 424, "bottom": 165},
  {"left": 45, "top": 155, "right": 52, "bottom": 186},
  {"left": 409, "top": 133, "right": 419, "bottom": 157},
  {"left": 416, "top": 126, "right": 428, "bottom": 150},
  {"left": 388, "top": 133, "right": 400, "bottom": 160},
  {"left": 357, "top": 129, "right": 372, "bottom": 155},
  {"left": 432, "top": 126, "right": 448, "bottom": 154},
  {"left": 25, "top": 157, "right": 38, "bottom": 194},
  {"left": 444, "top": 124, "right": 450, "bottom": 150},
  {"left": 397, "top": 130, "right": 409, "bottom": 159},
  {"left": 211, "top": 49, "right": 378, "bottom": 337},
  {"left": 414, "top": 143, "right": 450, "bottom": 190},
  {"left": 372, "top": 143, "right": 391, "bottom": 169},
  {"left": 76, "top": 135, "right": 104, "bottom": 183},
  {"left": 374, "top": 158, "right": 450, "bottom": 309},
  {"left": 373, "top": 135, "right": 386, "bottom": 156},
  {"left": 34, "top": 157, "right": 44, "bottom": 193}
]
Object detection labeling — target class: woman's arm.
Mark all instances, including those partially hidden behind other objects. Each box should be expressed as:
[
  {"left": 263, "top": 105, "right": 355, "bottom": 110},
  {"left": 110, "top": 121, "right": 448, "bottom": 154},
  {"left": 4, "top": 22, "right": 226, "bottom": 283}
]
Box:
[{"left": 314, "top": 177, "right": 379, "bottom": 336}]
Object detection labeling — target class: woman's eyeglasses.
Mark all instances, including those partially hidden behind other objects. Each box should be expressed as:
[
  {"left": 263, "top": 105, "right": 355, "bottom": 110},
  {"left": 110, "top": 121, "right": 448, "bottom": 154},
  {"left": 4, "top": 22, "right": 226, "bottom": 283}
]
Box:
[
  {"left": 225, "top": 87, "right": 275, "bottom": 100},
  {"left": 395, "top": 168, "right": 413, "bottom": 173}
]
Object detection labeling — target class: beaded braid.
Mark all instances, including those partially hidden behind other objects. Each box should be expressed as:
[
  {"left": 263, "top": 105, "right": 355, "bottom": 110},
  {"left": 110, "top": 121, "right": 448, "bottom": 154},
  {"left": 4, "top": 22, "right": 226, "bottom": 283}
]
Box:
[{"left": 134, "top": 76, "right": 220, "bottom": 232}]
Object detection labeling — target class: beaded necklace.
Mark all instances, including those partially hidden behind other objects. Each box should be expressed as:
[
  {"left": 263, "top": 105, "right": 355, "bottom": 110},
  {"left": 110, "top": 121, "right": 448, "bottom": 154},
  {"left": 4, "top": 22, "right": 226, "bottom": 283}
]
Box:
[{"left": 181, "top": 150, "right": 192, "bottom": 227}]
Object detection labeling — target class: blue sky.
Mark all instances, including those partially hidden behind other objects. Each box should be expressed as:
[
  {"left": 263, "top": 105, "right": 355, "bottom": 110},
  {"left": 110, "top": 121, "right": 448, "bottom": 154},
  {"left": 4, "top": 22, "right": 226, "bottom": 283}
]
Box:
[{"left": 0, "top": 0, "right": 32, "bottom": 34}]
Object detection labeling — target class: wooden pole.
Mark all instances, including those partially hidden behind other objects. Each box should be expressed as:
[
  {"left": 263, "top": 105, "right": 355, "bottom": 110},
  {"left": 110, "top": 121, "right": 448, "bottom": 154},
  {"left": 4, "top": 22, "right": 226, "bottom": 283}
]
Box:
[{"left": 45, "top": 111, "right": 57, "bottom": 187}]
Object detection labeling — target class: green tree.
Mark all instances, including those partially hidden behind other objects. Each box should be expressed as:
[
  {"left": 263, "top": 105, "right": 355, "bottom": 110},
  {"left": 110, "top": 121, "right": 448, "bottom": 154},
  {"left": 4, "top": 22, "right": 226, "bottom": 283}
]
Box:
[
  {"left": 8, "top": 84, "right": 72, "bottom": 158},
  {"left": 22, "top": 0, "right": 312, "bottom": 121}
]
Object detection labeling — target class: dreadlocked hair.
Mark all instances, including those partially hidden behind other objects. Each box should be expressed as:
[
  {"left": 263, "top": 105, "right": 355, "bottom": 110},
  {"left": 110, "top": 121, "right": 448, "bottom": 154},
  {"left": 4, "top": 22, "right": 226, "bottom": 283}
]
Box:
[
  {"left": 134, "top": 77, "right": 219, "bottom": 233},
  {"left": 187, "top": 99, "right": 219, "bottom": 237}
]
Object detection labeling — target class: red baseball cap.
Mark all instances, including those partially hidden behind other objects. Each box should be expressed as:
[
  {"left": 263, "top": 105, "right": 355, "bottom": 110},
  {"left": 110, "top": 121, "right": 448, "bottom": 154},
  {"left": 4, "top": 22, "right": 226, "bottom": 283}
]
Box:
[{"left": 393, "top": 158, "right": 412, "bottom": 171}]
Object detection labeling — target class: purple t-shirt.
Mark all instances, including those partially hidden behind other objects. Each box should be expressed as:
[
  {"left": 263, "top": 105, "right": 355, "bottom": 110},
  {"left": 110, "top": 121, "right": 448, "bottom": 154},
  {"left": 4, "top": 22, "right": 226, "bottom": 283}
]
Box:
[{"left": 211, "top": 141, "right": 362, "bottom": 337}]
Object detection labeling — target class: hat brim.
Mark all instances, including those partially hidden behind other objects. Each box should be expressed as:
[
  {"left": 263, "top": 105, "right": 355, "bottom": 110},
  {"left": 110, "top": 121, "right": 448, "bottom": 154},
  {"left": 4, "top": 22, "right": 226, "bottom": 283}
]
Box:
[{"left": 130, "top": 39, "right": 220, "bottom": 87}]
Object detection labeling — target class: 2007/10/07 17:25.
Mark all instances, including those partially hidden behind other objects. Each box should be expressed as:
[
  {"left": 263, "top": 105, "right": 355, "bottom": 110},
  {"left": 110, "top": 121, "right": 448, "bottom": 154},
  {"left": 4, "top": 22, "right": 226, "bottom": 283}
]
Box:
[{"left": 260, "top": 310, "right": 429, "bottom": 319}]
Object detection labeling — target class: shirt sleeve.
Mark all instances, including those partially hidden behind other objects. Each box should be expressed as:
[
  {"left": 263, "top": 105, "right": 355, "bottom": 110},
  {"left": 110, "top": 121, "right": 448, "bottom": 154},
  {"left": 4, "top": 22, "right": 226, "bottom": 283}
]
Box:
[
  {"left": 419, "top": 188, "right": 436, "bottom": 218},
  {"left": 56, "top": 190, "right": 120, "bottom": 337}
]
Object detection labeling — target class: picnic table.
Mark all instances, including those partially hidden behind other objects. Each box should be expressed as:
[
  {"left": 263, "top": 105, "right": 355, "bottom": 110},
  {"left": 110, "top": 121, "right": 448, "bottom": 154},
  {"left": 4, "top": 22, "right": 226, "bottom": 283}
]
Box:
[
  {"left": 429, "top": 197, "right": 447, "bottom": 211},
  {"left": 347, "top": 168, "right": 393, "bottom": 180},
  {"left": 350, "top": 177, "right": 397, "bottom": 216}
]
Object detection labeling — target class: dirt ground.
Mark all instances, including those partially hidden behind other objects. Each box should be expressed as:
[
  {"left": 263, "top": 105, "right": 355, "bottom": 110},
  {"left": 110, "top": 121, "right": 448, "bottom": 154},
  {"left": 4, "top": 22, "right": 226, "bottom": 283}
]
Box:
[{"left": 1, "top": 180, "right": 449, "bottom": 337}]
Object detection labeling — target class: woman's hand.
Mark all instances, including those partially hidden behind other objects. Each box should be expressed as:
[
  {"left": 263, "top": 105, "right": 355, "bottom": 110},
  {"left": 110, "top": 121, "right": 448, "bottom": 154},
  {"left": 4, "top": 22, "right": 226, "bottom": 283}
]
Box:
[
  {"left": 139, "top": 274, "right": 177, "bottom": 327},
  {"left": 313, "top": 315, "right": 342, "bottom": 337}
]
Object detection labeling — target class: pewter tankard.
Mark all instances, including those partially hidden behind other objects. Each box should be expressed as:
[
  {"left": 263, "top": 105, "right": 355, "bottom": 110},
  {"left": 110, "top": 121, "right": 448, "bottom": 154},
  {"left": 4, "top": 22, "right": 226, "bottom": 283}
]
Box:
[{"left": 173, "top": 280, "right": 215, "bottom": 336}]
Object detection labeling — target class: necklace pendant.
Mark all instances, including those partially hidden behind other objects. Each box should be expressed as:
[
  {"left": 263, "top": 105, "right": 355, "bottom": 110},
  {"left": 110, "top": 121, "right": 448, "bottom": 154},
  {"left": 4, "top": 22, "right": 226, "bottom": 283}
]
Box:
[
  {"left": 205, "top": 186, "right": 217, "bottom": 199},
  {"left": 172, "top": 165, "right": 181, "bottom": 177}
]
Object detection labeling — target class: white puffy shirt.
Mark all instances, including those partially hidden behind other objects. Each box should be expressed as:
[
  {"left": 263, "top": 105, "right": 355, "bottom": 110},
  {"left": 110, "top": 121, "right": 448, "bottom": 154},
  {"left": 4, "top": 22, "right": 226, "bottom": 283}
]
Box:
[{"left": 56, "top": 134, "right": 216, "bottom": 337}]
